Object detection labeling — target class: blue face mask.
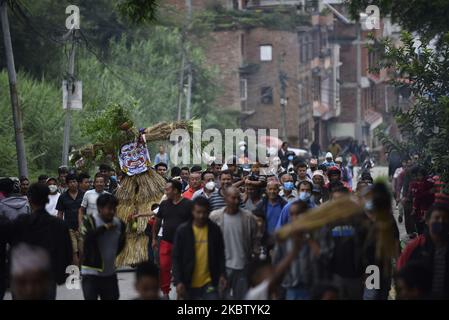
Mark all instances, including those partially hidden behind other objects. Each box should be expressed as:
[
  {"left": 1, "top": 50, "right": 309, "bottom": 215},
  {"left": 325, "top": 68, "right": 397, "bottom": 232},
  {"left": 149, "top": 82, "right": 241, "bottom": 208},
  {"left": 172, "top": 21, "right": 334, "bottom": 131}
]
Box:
[
  {"left": 288, "top": 155, "right": 294, "bottom": 161},
  {"left": 283, "top": 182, "right": 294, "bottom": 191},
  {"left": 364, "top": 200, "right": 374, "bottom": 211},
  {"left": 299, "top": 191, "right": 311, "bottom": 201}
]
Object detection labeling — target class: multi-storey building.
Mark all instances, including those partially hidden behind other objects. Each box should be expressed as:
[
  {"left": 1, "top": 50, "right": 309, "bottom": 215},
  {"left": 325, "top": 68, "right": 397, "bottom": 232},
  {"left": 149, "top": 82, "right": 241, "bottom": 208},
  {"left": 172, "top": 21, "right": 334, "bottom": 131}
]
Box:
[{"left": 166, "top": 0, "right": 340, "bottom": 148}]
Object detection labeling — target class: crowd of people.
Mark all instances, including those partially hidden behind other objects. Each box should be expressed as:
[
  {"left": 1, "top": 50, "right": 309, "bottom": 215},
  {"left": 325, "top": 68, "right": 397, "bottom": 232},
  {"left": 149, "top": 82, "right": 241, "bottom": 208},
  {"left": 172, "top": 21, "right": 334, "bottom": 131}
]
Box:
[{"left": 0, "top": 142, "right": 448, "bottom": 301}]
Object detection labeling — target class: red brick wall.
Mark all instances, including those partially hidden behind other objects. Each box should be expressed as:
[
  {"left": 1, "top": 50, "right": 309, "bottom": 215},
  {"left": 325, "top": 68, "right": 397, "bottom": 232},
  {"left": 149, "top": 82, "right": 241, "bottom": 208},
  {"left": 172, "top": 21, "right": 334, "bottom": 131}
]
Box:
[
  {"left": 201, "top": 30, "right": 243, "bottom": 112},
  {"left": 242, "top": 28, "right": 303, "bottom": 146}
]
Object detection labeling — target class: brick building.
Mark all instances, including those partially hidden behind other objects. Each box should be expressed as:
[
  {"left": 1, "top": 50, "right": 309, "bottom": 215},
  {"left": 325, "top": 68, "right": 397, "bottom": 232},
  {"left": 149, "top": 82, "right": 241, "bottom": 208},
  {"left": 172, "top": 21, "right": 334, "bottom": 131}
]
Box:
[
  {"left": 326, "top": 1, "right": 406, "bottom": 152},
  {"left": 165, "top": 0, "right": 340, "bottom": 148}
]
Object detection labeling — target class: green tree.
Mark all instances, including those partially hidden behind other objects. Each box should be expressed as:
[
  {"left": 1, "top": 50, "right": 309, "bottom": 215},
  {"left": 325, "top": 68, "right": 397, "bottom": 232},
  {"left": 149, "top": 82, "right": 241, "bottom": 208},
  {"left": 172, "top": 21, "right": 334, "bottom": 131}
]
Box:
[
  {"left": 375, "top": 32, "right": 449, "bottom": 191},
  {"left": 346, "top": 0, "right": 449, "bottom": 41},
  {"left": 0, "top": 70, "right": 63, "bottom": 179}
]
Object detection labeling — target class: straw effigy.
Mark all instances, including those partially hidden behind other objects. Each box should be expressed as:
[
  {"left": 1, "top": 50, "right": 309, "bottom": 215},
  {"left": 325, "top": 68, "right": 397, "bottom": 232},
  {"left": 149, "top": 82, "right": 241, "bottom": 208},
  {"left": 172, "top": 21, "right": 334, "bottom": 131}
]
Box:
[
  {"left": 115, "top": 168, "right": 166, "bottom": 267},
  {"left": 69, "top": 103, "right": 193, "bottom": 267},
  {"left": 114, "top": 120, "right": 190, "bottom": 267}
]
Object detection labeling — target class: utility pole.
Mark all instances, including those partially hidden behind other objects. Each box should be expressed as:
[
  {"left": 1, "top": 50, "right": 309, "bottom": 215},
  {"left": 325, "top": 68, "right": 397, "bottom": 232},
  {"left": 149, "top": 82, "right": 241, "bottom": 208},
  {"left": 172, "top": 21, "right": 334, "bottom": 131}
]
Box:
[
  {"left": 185, "top": 0, "right": 193, "bottom": 120},
  {"left": 279, "top": 71, "right": 288, "bottom": 142},
  {"left": 1, "top": 0, "right": 28, "bottom": 177},
  {"left": 355, "top": 22, "right": 363, "bottom": 142},
  {"left": 62, "top": 29, "right": 77, "bottom": 166},
  {"left": 176, "top": 52, "right": 185, "bottom": 121},
  {"left": 278, "top": 52, "right": 288, "bottom": 142}
]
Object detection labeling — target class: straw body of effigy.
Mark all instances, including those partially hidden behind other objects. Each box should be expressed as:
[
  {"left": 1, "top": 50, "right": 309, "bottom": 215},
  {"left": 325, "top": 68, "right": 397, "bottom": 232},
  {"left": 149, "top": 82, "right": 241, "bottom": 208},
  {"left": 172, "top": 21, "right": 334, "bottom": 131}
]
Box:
[{"left": 115, "top": 169, "right": 166, "bottom": 267}]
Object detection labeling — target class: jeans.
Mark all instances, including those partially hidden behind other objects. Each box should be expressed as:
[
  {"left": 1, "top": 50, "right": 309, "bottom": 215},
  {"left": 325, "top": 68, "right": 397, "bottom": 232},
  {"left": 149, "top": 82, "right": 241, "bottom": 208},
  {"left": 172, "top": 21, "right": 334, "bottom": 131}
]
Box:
[
  {"left": 147, "top": 236, "right": 155, "bottom": 264},
  {"left": 286, "top": 287, "right": 310, "bottom": 300},
  {"left": 363, "top": 276, "right": 391, "bottom": 300},
  {"left": 188, "top": 284, "right": 219, "bottom": 300},
  {"left": 82, "top": 274, "right": 119, "bottom": 300},
  {"left": 226, "top": 268, "right": 248, "bottom": 300},
  {"left": 403, "top": 200, "right": 416, "bottom": 235}
]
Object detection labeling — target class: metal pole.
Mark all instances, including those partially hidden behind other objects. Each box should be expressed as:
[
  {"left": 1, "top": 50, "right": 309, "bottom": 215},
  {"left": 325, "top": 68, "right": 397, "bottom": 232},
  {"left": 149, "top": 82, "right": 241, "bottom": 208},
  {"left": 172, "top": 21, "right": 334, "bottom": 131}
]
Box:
[
  {"left": 355, "top": 22, "right": 363, "bottom": 142},
  {"left": 62, "top": 30, "right": 76, "bottom": 166},
  {"left": 185, "top": 67, "right": 192, "bottom": 120},
  {"left": 185, "top": 0, "right": 192, "bottom": 120},
  {"left": 279, "top": 71, "right": 288, "bottom": 142},
  {"left": 1, "top": 1, "right": 28, "bottom": 177},
  {"left": 176, "top": 52, "right": 185, "bottom": 121}
]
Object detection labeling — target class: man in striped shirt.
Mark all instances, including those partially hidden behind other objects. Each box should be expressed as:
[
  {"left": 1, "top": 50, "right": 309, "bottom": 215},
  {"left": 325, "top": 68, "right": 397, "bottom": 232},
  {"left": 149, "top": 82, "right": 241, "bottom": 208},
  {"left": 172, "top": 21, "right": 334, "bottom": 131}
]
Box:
[{"left": 208, "top": 170, "right": 234, "bottom": 211}]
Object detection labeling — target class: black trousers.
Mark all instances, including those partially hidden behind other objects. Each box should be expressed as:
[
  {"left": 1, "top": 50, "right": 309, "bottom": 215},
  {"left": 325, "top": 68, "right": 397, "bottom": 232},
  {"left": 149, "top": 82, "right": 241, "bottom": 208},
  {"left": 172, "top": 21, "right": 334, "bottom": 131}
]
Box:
[
  {"left": 82, "top": 274, "right": 119, "bottom": 300},
  {"left": 403, "top": 201, "right": 416, "bottom": 235}
]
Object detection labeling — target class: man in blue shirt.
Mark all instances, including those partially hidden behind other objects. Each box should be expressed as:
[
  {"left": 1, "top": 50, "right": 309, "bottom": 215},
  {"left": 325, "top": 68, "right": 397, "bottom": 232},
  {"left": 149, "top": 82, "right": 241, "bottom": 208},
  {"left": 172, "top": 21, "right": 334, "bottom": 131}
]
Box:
[
  {"left": 322, "top": 152, "right": 336, "bottom": 169},
  {"left": 255, "top": 181, "right": 287, "bottom": 235},
  {"left": 275, "top": 180, "right": 316, "bottom": 230}
]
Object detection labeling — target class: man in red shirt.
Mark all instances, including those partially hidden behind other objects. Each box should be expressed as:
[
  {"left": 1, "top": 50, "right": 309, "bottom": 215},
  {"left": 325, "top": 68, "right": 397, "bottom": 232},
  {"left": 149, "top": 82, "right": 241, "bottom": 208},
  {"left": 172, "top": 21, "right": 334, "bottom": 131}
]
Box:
[{"left": 182, "top": 171, "right": 202, "bottom": 200}]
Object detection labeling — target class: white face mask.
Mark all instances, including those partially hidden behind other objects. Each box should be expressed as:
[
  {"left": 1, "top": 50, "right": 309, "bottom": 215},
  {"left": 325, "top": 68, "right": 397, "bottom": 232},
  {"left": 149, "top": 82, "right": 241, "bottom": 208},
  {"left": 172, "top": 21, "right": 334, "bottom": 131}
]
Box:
[
  {"left": 205, "top": 181, "right": 216, "bottom": 191},
  {"left": 48, "top": 185, "right": 58, "bottom": 193}
]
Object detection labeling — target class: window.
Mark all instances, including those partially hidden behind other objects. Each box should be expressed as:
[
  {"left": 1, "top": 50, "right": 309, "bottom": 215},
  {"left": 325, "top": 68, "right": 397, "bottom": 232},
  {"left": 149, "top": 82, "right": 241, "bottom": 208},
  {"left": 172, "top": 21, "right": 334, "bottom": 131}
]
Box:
[
  {"left": 298, "top": 83, "right": 304, "bottom": 105},
  {"left": 307, "top": 36, "right": 313, "bottom": 60},
  {"left": 261, "top": 87, "right": 273, "bottom": 104},
  {"left": 240, "top": 79, "right": 247, "bottom": 101},
  {"left": 299, "top": 36, "right": 306, "bottom": 63},
  {"left": 313, "top": 76, "right": 321, "bottom": 101},
  {"left": 260, "top": 45, "right": 272, "bottom": 62}
]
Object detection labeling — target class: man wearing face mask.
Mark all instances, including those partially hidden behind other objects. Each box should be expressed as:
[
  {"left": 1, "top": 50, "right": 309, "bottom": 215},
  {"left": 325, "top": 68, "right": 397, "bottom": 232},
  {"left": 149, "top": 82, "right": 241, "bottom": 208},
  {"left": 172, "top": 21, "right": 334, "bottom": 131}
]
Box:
[
  {"left": 192, "top": 171, "right": 217, "bottom": 200},
  {"left": 275, "top": 181, "right": 316, "bottom": 230},
  {"left": 306, "top": 158, "right": 318, "bottom": 179},
  {"left": 311, "top": 184, "right": 323, "bottom": 206},
  {"left": 398, "top": 203, "right": 449, "bottom": 299},
  {"left": 279, "top": 173, "right": 297, "bottom": 202},
  {"left": 45, "top": 178, "right": 61, "bottom": 216},
  {"left": 255, "top": 181, "right": 287, "bottom": 236}
]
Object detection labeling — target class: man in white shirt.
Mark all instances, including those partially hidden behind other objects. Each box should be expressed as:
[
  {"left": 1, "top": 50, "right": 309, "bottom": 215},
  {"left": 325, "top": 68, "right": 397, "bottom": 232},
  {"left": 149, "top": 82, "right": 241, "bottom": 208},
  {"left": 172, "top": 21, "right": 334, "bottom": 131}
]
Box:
[
  {"left": 45, "top": 178, "right": 60, "bottom": 216},
  {"left": 78, "top": 173, "right": 109, "bottom": 227},
  {"left": 192, "top": 171, "right": 217, "bottom": 200}
]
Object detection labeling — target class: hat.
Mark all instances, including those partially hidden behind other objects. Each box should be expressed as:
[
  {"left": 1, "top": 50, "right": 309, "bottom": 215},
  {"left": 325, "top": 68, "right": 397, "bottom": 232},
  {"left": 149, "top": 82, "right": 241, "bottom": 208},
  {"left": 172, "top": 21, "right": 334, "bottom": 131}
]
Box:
[
  {"left": 325, "top": 152, "right": 333, "bottom": 159},
  {"left": 46, "top": 177, "right": 58, "bottom": 184},
  {"left": 310, "top": 158, "right": 318, "bottom": 165},
  {"left": 312, "top": 170, "right": 324, "bottom": 178},
  {"left": 327, "top": 166, "right": 341, "bottom": 175},
  {"left": 335, "top": 156, "right": 343, "bottom": 163}
]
